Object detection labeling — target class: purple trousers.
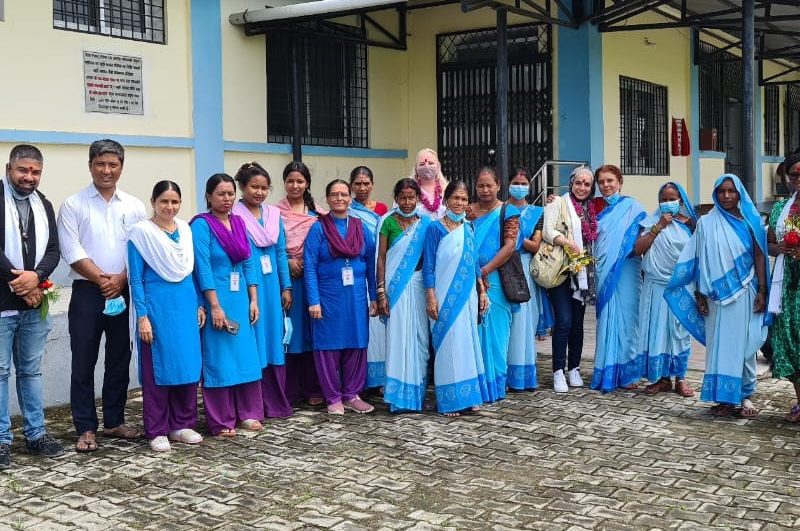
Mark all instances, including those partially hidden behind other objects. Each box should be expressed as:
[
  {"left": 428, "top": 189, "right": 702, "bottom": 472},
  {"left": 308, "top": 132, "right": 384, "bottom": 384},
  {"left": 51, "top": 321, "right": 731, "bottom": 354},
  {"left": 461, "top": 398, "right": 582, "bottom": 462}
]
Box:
[
  {"left": 140, "top": 342, "right": 198, "bottom": 440},
  {"left": 261, "top": 365, "right": 292, "bottom": 418},
  {"left": 202, "top": 380, "right": 263, "bottom": 435},
  {"left": 314, "top": 348, "right": 367, "bottom": 405},
  {"left": 285, "top": 352, "right": 322, "bottom": 403}
]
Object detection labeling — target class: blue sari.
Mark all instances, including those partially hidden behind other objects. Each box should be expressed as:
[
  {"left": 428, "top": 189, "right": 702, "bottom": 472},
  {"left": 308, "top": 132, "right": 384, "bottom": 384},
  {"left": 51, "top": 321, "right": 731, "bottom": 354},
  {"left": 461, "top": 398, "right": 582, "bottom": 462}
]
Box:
[
  {"left": 665, "top": 174, "right": 771, "bottom": 405},
  {"left": 349, "top": 200, "right": 386, "bottom": 388},
  {"left": 422, "top": 221, "right": 489, "bottom": 413},
  {"left": 507, "top": 204, "right": 544, "bottom": 390},
  {"left": 383, "top": 214, "right": 431, "bottom": 412},
  {"left": 636, "top": 183, "right": 696, "bottom": 382},
  {"left": 473, "top": 205, "right": 520, "bottom": 401},
  {"left": 591, "top": 196, "right": 647, "bottom": 392}
]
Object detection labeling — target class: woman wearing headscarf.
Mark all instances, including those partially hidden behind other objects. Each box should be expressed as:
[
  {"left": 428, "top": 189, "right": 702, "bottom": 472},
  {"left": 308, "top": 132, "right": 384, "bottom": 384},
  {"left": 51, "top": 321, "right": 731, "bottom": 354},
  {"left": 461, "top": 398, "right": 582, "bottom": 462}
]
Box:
[
  {"left": 767, "top": 151, "right": 800, "bottom": 421},
  {"left": 191, "top": 174, "right": 263, "bottom": 437},
  {"left": 542, "top": 166, "right": 597, "bottom": 392},
  {"left": 128, "top": 181, "right": 203, "bottom": 452},
  {"left": 590, "top": 165, "right": 646, "bottom": 393},
  {"left": 233, "top": 162, "right": 293, "bottom": 419},
  {"left": 666, "top": 174, "right": 770, "bottom": 418},
  {"left": 304, "top": 179, "right": 377, "bottom": 415},
  {"left": 633, "top": 182, "right": 697, "bottom": 398},
  {"left": 409, "top": 148, "right": 449, "bottom": 219}
]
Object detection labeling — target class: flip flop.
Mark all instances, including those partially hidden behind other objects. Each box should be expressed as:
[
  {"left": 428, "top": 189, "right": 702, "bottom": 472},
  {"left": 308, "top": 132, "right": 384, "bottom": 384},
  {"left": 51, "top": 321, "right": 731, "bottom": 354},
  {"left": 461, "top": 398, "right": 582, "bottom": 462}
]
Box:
[
  {"left": 674, "top": 380, "right": 695, "bottom": 397},
  {"left": 644, "top": 379, "right": 673, "bottom": 395},
  {"left": 710, "top": 403, "right": 736, "bottom": 417},
  {"left": 739, "top": 399, "right": 759, "bottom": 418},
  {"left": 216, "top": 428, "right": 237, "bottom": 438},
  {"left": 76, "top": 431, "right": 98, "bottom": 453},
  {"left": 103, "top": 424, "right": 143, "bottom": 440}
]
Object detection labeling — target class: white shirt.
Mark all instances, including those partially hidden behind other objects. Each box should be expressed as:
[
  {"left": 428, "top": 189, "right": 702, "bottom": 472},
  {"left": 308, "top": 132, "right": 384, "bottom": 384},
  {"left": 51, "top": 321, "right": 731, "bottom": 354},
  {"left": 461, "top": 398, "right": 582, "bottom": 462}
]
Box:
[{"left": 57, "top": 184, "right": 147, "bottom": 280}]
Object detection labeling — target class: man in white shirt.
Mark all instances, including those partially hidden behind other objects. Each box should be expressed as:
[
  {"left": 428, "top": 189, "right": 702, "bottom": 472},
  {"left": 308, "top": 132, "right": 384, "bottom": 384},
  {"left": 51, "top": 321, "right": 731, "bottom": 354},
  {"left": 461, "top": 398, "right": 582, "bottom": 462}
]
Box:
[{"left": 57, "top": 139, "right": 146, "bottom": 453}]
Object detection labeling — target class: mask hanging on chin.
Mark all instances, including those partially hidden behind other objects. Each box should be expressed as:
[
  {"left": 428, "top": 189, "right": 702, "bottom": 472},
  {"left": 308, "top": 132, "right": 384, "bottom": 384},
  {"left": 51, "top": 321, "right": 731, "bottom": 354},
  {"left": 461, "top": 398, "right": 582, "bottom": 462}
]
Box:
[
  {"left": 446, "top": 210, "right": 466, "bottom": 223},
  {"left": 604, "top": 192, "right": 621, "bottom": 206}
]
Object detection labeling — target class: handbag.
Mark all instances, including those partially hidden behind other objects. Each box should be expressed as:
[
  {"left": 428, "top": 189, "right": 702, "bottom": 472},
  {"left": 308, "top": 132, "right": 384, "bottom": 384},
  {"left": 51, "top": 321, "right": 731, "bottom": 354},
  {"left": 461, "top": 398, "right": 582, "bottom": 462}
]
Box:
[
  {"left": 530, "top": 198, "right": 570, "bottom": 289},
  {"left": 497, "top": 204, "right": 532, "bottom": 303}
]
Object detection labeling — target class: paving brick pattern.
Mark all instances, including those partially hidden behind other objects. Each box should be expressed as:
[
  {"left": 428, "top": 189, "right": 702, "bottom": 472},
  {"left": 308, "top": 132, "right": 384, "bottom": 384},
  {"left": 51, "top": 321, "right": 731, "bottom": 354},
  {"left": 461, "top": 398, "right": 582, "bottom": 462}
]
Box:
[{"left": 2, "top": 315, "right": 800, "bottom": 530}]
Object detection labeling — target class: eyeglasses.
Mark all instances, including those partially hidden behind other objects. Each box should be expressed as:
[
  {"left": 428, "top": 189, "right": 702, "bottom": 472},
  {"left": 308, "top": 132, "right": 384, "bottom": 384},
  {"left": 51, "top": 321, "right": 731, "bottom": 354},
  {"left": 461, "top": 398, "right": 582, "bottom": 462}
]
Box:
[{"left": 327, "top": 192, "right": 350, "bottom": 199}]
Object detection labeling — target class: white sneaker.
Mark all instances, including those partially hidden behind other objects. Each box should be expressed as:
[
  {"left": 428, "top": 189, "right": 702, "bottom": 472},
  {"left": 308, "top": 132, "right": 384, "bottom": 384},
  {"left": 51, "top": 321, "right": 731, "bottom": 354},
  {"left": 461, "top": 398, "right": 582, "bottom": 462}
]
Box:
[
  {"left": 553, "top": 370, "right": 568, "bottom": 393},
  {"left": 568, "top": 368, "right": 584, "bottom": 388},
  {"left": 169, "top": 429, "right": 203, "bottom": 445},
  {"left": 150, "top": 436, "right": 171, "bottom": 452}
]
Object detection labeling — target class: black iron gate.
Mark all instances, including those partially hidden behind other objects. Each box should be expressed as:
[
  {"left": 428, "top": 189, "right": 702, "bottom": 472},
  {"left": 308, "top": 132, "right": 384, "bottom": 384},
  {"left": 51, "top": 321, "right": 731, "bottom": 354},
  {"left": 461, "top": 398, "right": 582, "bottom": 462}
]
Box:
[{"left": 436, "top": 24, "right": 552, "bottom": 193}]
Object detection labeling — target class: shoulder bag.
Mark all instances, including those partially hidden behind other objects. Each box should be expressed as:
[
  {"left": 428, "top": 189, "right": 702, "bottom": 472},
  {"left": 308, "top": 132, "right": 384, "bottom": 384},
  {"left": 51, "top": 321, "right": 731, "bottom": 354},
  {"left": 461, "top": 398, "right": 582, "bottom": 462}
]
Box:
[
  {"left": 497, "top": 204, "right": 532, "bottom": 303},
  {"left": 530, "top": 198, "right": 570, "bottom": 289}
]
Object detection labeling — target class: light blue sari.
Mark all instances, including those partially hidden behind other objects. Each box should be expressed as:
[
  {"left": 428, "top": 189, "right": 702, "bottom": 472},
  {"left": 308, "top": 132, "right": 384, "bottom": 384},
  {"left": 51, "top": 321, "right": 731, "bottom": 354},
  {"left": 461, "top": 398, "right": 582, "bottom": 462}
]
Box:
[
  {"left": 427, "top": 222, "right": 489, "bottom": 413},
  {"left": 665, "top": 174, "right": 771, "bottom": 405},
  {"left": 349, "top": 200, "right": 386, "bottom": 388},
  {"left": 591, "top": 196, "right": 647, "bottom": 392},
  {"left": 507, "top": 204, "right": 544, "bottom": 390},
  {"left": 383, "top": 214, "right": 431, "bottom": 412},
  {"left": 636, "top": 183, "right": 696, "bottom": 382},
  {"left": 473, "top": 205, "right": 520, "bottom": 401}
]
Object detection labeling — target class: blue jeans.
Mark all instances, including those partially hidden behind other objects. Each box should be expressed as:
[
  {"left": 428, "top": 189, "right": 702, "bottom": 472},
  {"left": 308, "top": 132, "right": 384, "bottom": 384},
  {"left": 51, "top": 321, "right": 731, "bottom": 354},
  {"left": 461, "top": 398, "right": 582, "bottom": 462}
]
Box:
[
  {"left": 0, "top": 310, "right": 52, "bottom": 444},
  {"left": 547, "top": 280, "right": 586, "bottom": 373}
]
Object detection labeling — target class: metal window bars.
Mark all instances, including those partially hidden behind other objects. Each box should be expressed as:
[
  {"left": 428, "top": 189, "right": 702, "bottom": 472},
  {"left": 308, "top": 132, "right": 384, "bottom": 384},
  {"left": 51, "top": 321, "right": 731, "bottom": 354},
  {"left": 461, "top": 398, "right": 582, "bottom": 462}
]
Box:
[
  {"left": 765, "top": 85, "right": 780, "bottom": 158},
  {"left": 53, "top": 0, "right": 165, "bottom": 44},
  {"left": 619, "top": 76, "right": 669, "bottom": 176}
]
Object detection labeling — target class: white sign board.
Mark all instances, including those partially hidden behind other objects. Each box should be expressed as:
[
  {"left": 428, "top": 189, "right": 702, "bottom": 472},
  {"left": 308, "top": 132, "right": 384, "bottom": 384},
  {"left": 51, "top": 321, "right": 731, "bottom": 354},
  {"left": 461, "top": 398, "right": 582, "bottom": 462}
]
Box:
[{"left": 83, "top": 51, "right": 143, "bottom": 115}]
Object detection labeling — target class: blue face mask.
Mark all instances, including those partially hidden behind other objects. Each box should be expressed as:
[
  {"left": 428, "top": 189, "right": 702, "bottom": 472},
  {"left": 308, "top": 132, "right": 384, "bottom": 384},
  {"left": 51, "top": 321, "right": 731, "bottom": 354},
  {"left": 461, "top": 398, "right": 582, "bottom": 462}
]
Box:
[
  {"left": 446, "top": 210, "right": 466, "bottom": 223},
  {"left": 604, "top": 192, "right": 621, "bottom": 206},
  {"left": 282, "top": 315, "right": 293, "bottom": 346},
  {"left": 103, "top": 296, "right": 127, "bottom": 317},
  {"left": 659, "top": 200, "right": 681, "bottom": 215},
  {"left": 508, "top": 184, "right": 530, "bottom": 200},
  {"left": 396, "top": 207, "right": 417, "bottom": 218}
]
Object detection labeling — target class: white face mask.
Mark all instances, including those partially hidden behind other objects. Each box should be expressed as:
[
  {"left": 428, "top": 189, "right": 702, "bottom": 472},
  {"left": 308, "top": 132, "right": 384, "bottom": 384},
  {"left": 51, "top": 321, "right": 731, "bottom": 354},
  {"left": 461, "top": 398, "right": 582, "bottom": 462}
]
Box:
[{"left": 417, "top": 164, "right": 439, "bottom": 181}]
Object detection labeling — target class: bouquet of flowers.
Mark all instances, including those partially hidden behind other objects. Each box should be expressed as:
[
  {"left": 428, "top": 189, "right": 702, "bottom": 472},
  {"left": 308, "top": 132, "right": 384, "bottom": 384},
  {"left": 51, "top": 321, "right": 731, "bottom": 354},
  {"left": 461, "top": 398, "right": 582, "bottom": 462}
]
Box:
[
  {"left": 38, "top": 279, "right": 60, "bottom": 320},
  {"left": 559, "top": 247, "right": 595, "bottom": 276}
]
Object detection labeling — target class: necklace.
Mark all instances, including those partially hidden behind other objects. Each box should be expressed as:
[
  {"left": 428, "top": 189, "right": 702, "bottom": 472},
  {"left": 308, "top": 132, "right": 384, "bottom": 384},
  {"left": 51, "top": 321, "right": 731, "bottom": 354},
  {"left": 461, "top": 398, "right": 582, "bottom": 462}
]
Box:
[
  {"left": 441, "top": 216, "right": 461, "bottom": 232},
  {"left": 476, "top": 200, "right": 500, "bottom": 214},
  {"left": 420, "top": 180, "right": 442, "bottom": 213},
  {"left": 394, "top": 212, "right": 417, "bottom": 231},
  {"left": 152, "top": 217, "right": 176, "bottom": 233}
]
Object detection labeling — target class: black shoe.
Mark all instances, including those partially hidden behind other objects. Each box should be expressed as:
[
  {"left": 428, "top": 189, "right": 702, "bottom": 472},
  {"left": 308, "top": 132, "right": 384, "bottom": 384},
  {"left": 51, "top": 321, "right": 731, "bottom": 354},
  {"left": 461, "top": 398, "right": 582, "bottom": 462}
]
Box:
[
  {"left": 0, "top": 443, "right": 10, "bottom": 470},
  {"left": 26, "top": 433, "right": 65, "bottom": 458}
]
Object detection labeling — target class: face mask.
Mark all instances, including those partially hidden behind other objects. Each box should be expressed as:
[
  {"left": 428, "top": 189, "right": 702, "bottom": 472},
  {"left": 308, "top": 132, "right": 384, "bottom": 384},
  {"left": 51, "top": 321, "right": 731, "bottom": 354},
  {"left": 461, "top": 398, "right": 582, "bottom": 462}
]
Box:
[
  {"left": 509, "top": 184, "right": 530, "bottom": 200},
  {"left": 282, "top": 315, "right": 293, "bottom": 346},
  {"left": 396, "top": 207, "right": 417, "bottom": 218},
  {"left": 103, "top": 296, "right": 127, "bottom": 317},
  {"left": 446, "top": 210, "right": 466, "bottom": 223},
  {"left": 604, "top": 192, "right": 621, "bottom": 206},
  {"left": 417, "top": 164, "right": 439, "bottom": 181},
  {"left": 659, "top": 200, "right": 681, "bottom": 215}
]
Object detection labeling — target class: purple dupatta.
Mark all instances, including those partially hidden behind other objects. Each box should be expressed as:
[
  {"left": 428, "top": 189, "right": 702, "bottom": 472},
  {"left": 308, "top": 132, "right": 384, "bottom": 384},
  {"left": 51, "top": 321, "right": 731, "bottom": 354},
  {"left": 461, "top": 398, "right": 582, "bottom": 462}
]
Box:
[
  {"left": 191, "top": 212, "right": 252, "bottom": 264},
  {"left": 320, "top": 214, "right": 364, "bottom": 259}
]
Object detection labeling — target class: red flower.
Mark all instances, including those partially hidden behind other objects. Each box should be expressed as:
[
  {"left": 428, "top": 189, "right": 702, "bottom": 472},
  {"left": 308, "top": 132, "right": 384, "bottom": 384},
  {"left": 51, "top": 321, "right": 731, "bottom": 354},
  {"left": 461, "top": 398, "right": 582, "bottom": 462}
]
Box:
[
  {"left": 785, "top": 231, "right": 800, "bottom": 247},
  {"left": 39, "top": 279, "right": 54, "bottom": 290}
]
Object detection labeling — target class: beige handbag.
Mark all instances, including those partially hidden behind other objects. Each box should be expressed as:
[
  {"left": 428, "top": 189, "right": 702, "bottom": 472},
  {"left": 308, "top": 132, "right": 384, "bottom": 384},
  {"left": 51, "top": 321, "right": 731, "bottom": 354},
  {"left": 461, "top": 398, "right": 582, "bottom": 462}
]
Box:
[{"left": 530, "top": 198, "right": 571, "bottom": 289}]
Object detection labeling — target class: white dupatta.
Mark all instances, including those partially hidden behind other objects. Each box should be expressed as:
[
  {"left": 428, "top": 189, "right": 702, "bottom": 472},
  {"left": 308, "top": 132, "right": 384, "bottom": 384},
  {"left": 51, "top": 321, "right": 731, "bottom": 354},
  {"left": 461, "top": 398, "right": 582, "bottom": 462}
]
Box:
[
  {"left": 127, "top": 218, "right": 194, "bottom": 282},
  {"left": 768, "top": 193, "right": 796, "bottom": 314},
  {"left": 3, "top": 178, "right": 48, "bottom": 270}
]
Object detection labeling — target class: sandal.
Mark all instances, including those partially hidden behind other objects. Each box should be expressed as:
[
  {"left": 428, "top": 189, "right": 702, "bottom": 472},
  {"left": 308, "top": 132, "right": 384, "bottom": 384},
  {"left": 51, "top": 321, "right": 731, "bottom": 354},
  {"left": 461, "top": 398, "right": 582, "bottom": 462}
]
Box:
[
  {"left": 75, "top": 431, "right": 98, "bottom": 453},
  {"left": 674, "top": 380, "right": 695, "bottom": 397},
  {"left": 739, "top": 399, "right": 759, "bottom": 418},
  {"left": 622, "top": 382, "right": 639, "bottom": 390},
  {"left": 644, "top": 379, "right": 673, "bottom": 395},
  {"left": 102, "top": 424, "right": 143, "bottom": 440},
  {"left": 305, "top": 397, "right": 324, "bottom": 407},
  {"left": 710, "top": 403, "right": 736, "bottom": 417},
  {"left": 216, "top": 428, "right": 237, "bottom": 438},
  {"left": 785, "top": 404, "right": 800, "bottom": 423}
]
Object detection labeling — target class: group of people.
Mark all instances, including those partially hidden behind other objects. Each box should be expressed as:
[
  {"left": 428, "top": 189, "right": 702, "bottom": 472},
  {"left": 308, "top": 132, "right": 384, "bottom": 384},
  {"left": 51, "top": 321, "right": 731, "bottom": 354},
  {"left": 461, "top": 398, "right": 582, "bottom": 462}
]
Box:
[{"left": 0, "top": 140, "right": 797, "bottom": 467}]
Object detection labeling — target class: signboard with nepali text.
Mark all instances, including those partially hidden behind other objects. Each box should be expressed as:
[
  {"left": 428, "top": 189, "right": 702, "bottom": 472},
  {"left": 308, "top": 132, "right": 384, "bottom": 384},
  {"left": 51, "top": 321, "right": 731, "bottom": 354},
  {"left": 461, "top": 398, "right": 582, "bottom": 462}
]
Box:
[{"left": 83, "top": 51, "right": 143, "bottom": 115}]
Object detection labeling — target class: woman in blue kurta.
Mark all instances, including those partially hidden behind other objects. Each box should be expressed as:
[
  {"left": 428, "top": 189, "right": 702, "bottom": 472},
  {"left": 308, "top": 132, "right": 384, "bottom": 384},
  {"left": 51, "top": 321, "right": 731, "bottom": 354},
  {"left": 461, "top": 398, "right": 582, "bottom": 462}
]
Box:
[
  {"left": 128, "top": 181, "right": 203, "bottom": 452},
  {"left": 233, "top": 162, "right": 293, "bottom": 419},
  {"left": 377, "top": 178, "right": 431, "bottom": 412},
  {"left": 633, "top": 182, "right": 697, "bottom": 398},
  {"left": 423, "top": 181, "right": 490, "bottom": 416},
  {"left": 505, "top": 168, "right": 544, "bottom": 391},
  {"left": 665, "top": 174, "right": 770, "bottom": 417},
  {"left": 469, "top": 167, "right": 520, "bottom": 402},
  {"left": 191, "top": 174, "right": 263, "bottom": 437},
  {"left": 591, "top": 164, "right": 647, "bottom": 392},
  {"left": 304, "top": 179, "right": 378, "bottom": 415},
  {"left": 348, "top": 166, "right": 387, "bottom": 390}
]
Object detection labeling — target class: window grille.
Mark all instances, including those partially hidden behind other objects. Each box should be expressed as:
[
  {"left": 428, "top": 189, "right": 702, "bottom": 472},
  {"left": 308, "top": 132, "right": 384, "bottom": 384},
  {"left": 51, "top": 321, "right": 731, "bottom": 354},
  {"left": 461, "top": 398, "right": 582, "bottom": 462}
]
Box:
[
  {"left": 266, "top": 24, "right": 368, "bottom": 149},
  {"left": 765, "top": 85, "right": 780, "bottom": 158},
  {"left": 786, "top": 84, "right": 800, "bottom": 155},
  {"left": 619, "top": 76, "right": 668, "bottom": 176},
  {"left": 53, "top": 0, "right": 165, "bottom": 44},
  {"left": 698, "top": 41, "right": 742, "bottom": 152}
]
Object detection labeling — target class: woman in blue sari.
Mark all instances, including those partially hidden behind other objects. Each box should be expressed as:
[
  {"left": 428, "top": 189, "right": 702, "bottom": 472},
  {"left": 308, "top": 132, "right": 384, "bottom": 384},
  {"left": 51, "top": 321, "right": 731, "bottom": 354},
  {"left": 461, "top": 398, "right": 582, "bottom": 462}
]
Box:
[
  {"left": 665, "top": 174, "right": 770, "bottom": 417},
  {"left": 423, "top": 181, "right": 489, "bottom": 416},
  {"left": 348, "top": 166, "right": 387, "bottom": 391},
  {"left": 632, "top": 182, "right": 696, "bottom": 398},
  {"left": 469, "top": 167, "right": 520, "bottom": 401},
  {"left": 505, "top": 168, "right": 545, "bottom": 390},
  {"left": 591, "top": 164, "right": 646, "bottom": 392},
  {"left": 377, "top": 179, "right": 431, "bottom": 412}
]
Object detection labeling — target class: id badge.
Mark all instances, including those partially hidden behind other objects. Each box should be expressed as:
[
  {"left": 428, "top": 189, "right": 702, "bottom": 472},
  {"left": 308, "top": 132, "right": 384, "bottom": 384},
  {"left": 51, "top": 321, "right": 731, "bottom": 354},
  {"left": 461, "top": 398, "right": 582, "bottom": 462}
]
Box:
[
  {"left": 230, "top": 271, "right": 241, "bottom": 292},
  {"left": 260, "top": 255, "right": 273, "bottom": 274},
  {"left": 341, "top": 266, "right": 354, "bottom": 286}
]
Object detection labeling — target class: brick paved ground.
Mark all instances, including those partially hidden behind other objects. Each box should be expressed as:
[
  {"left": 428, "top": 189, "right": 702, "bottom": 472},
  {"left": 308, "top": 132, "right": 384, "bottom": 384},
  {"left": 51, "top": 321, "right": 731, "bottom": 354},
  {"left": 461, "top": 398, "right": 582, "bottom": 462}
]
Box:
[{"left": 1, "top": 314, "right": 799, "bottom": 531}]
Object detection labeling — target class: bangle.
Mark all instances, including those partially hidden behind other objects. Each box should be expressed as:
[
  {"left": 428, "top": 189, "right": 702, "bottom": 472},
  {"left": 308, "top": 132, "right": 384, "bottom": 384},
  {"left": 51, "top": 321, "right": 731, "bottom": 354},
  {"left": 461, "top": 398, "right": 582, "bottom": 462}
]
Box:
[{"left": 649, "top": 225, "right": 661, "bottom": 236}]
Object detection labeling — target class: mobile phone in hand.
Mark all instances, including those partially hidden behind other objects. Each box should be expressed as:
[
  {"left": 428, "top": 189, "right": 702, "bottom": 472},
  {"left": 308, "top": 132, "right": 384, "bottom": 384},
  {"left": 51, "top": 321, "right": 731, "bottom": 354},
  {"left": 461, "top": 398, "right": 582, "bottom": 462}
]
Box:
[{"left": 224, "top": 319, "right": 240, "bottom": 335}]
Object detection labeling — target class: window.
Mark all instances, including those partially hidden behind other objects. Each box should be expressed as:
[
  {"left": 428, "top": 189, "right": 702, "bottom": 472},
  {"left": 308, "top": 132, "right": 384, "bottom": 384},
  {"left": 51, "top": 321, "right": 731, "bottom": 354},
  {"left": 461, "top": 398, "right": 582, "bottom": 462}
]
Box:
[
  {"left": 765, "top": 85, "right": 780, "bottom": 157},
  {"left": 619, "top": 76, "right": 668, "bottom": 176},
  {"left": 266, "top": 25, "right": 368, "bottom": 148},
  {"left": 787, "top": 84, "right": 800, "bottom": 155},
  {"left": 698, "top": 41, "right": 742, "bottom": 152},
  {"left": 53, "top": 0, "right": 165, "bottom": 44}
]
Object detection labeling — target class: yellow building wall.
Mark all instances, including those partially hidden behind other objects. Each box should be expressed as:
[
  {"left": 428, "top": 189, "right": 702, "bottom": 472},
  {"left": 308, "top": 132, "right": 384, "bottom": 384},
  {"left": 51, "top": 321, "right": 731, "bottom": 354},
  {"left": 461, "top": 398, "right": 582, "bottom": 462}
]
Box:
[{"left": 0, "top": 0, "right": 193, "bottom": 137}]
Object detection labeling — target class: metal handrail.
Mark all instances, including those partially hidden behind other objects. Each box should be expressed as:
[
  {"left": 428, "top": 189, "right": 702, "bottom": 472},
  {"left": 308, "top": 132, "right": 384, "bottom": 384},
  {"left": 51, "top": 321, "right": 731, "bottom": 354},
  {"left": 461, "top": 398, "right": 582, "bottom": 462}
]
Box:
[{"left": 531, "top": 160, "right": 589, "bottom": 205}]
